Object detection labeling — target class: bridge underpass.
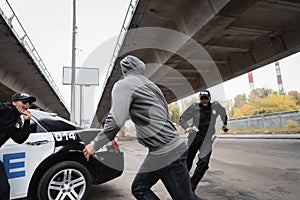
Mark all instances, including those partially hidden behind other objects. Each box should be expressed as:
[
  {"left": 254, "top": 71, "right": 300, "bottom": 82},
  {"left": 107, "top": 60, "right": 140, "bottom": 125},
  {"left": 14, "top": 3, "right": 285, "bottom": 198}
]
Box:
[
  {"left": 0, "top": 6, "right": 69, "bottom": 119},
  {"left": 92, "top": 0, "right": 300, "bottom": 127},
  {"left": 1, "top": 1, "right": 299, "bottom": 126}
]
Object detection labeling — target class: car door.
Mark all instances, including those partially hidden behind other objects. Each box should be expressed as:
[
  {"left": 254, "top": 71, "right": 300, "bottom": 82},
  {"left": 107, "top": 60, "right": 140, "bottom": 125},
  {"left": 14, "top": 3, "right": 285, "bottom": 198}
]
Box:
[{"left": 0, "top": 118, "right": 55, "bottom": 199}]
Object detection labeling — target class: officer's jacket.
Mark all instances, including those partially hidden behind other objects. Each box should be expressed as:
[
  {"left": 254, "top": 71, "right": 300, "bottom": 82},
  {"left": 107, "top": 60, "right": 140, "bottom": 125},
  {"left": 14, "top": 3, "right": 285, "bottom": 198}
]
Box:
[
  {"left": 0, "top": 102, "right": 30, "bottom": 147},
  {"left": 179, "top": 101, "right": 228, "bottom": 131}
]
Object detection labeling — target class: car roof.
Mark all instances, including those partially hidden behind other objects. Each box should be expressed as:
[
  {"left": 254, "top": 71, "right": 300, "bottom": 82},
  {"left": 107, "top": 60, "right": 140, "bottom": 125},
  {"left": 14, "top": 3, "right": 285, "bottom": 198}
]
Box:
[{"left": 29, "top": 109, "right": 82, "bottom": 132}]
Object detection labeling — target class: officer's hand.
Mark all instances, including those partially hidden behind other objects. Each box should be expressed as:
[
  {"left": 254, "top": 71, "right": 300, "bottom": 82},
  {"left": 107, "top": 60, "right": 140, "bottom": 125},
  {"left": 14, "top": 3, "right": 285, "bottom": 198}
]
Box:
[
  {"left": 22, "top": 110, "right": 31, "bottom": 121},
  {"left": 222, "top": 125, "right": 229, "bottom": 132}
]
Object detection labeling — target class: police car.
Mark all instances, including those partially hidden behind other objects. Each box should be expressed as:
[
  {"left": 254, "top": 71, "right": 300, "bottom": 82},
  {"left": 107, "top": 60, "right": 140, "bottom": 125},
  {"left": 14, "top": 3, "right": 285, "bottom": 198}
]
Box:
[{"left": 0, "top": 109, "right": 124, "bottom": 200}]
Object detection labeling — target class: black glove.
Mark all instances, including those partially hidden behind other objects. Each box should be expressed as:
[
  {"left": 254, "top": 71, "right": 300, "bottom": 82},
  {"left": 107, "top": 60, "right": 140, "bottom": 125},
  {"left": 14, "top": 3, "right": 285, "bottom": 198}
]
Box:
[{"left": 222, "top": 125, "right": 229, "bottom": 132}]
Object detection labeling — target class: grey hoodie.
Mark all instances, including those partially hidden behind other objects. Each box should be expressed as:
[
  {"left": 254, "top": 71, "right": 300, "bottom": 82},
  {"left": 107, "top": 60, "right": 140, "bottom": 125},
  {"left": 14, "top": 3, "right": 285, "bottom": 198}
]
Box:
[{"left": 91, "top": 55, "right": 185, "bottom": 155}]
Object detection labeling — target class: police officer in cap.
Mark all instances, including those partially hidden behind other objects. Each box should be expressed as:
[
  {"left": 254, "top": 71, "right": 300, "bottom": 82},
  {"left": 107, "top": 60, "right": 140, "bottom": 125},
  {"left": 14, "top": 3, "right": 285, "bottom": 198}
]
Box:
[
  {"left": 0, "top": 92, "right": 36, "bottom": 200},
  {"left": 180, "top": 89, "right": 228, "bottom": 191}
]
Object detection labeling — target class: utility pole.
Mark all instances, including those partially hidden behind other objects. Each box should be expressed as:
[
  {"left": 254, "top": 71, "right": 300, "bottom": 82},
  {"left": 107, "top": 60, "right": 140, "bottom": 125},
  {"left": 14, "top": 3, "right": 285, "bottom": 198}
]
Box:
[{"left": 70, "top": 0, "right": 76, "bottom": 122}]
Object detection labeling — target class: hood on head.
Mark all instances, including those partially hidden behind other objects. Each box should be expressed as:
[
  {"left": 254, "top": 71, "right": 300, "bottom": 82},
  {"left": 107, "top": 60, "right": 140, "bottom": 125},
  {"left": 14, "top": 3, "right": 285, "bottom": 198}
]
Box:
[{"left": 120, "top": 55, "right": 146, "bottom": 76}]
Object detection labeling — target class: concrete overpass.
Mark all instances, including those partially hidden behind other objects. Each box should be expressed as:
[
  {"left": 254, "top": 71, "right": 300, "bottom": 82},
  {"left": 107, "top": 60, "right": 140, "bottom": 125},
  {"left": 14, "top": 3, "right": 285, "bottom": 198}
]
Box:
[
  {"left": 0, "top": 5, "right": 69, "bottom": 119},
  {"left": 92, "top": 0, "right": 300, "bottom": 127}
]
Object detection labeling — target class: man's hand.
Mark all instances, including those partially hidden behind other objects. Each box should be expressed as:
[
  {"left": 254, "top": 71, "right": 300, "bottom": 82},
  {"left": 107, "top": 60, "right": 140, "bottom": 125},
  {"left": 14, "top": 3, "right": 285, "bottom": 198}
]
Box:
[
  {"left": 22, "top": 110, "right": 31, "bottom": 121},
  {"left": 222, "top": 125, "right": 229, "bottom": 132},
  {"left": 83, "top": 144, "right": 96, "bottom": 161}
]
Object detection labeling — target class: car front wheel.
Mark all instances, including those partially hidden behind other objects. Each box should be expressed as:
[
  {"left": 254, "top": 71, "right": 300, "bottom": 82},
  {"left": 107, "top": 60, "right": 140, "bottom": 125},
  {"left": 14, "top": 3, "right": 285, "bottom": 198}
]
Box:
[{"left": 37, "top": 161, "right": 92, "bottom": 200}]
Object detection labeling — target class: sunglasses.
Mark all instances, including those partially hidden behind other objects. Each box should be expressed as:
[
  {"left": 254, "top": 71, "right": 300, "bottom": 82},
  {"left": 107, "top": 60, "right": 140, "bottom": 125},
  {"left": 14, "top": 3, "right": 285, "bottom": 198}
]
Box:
[{"left": 21, "top": 99, "right": 32, "bottom": 105}]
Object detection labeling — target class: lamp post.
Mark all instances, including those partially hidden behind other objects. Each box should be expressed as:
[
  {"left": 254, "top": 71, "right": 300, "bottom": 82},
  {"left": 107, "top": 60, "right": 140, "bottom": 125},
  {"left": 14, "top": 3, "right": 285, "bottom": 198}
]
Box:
[{"left": 70, "top": 0, "right": 76, "bottom": 122}]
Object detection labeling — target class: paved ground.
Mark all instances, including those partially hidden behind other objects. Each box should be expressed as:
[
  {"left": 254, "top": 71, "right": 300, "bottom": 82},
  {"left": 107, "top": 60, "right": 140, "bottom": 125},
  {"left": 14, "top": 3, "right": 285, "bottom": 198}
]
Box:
[
  {"left": 205, "top": 138, "right": 300, "bottom": 200},
  {"left": 88, "top": 136, "right": 300, "bottom": 200},
  {"left": 88, "top": 138, "right": 170, "bottom": 199}
]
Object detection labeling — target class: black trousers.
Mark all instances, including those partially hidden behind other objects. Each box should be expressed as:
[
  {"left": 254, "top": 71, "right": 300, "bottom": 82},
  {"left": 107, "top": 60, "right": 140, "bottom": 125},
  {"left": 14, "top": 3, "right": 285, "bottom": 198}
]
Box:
[
  {"left": 187, "top": 131, "right": 212, "bottom": 191},
  {"left": 0, "top": 160, "right": 10, "bottom": 200},
  {"left": 131, "top": 144, "right": 201, "bottom": 200}
]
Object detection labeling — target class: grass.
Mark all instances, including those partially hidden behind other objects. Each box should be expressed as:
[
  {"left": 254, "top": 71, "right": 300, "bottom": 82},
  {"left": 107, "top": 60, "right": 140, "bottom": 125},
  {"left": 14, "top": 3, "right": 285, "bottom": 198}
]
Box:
[{"left": 217, "top": 126, "right": 300, "bottom": 135}]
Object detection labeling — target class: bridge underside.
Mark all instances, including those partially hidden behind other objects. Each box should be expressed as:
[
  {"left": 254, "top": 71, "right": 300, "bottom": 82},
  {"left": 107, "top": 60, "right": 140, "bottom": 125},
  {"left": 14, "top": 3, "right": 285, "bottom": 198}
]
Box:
[
  {"left": 0, "top": 12, "right": 69, "bottom": 119},
  {"left": 92, "top": 0, "right": 300, "bottom": 127}
]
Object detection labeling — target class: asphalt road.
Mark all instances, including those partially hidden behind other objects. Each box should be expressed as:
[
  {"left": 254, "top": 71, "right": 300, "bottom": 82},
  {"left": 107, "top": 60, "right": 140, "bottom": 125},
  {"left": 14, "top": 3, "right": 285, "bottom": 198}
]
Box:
[{"left": 87, "top": 137, "right": 300, "bottom": 200}]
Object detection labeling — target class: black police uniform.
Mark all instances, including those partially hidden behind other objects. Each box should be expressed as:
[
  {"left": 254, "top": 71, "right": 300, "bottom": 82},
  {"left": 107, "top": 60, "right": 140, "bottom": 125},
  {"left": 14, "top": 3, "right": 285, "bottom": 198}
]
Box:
[
  {"left": 0, "top": 102, "right": 31, "bottom": 200},
  {"left": 179, "top": 101, "right": 228, "bottom": 191}
]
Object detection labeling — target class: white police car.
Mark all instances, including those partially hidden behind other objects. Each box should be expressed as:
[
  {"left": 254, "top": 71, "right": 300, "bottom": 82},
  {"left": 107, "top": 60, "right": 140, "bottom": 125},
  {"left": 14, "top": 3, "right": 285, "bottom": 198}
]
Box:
[{"left": 0, "top": 109, "right": 124, "bottom": 200}]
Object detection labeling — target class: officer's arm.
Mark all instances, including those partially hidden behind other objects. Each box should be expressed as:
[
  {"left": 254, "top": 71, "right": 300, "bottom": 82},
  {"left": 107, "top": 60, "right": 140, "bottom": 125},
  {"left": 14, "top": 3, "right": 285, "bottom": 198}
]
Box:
[
  {"left": 218, "top": 103, "right": 228, "bottom": 132},
  {"left": 179, "top": 104, "right": 195, "bottom": 131},
  {"left": 220, "top": 105, "right": 228, "bottom": 125},
  {"left": 11, "top": 120, "right": 31, "bottom": 144}
]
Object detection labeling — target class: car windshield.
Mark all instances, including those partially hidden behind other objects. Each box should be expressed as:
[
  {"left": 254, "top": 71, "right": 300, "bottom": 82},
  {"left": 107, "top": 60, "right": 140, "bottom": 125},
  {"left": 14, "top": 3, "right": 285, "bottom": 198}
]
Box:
[{"left": 30, "top": 109, "right": 82, "bottom": 132}]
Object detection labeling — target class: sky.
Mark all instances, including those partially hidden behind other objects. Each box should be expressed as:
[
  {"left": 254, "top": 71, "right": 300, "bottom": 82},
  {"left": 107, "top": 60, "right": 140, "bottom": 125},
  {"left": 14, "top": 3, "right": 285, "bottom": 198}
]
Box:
[
  {"left": 0, "top": 0, "right": 132, "bottom": 105},
  {"left": 223, "top": 52, "right": 300, "bottom": 101},
  {"left": 1, "top": 0, "right": 300, "bottom": 119}
]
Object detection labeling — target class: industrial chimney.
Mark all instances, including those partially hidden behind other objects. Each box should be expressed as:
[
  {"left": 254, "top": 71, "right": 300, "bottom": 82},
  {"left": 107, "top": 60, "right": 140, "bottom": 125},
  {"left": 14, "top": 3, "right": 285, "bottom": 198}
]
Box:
[
  {"left": 248, "top": 71, "right": 254, "bottom": 92},
  {"left": 275, "top": 61, "right": 284, "bottom": 92}
]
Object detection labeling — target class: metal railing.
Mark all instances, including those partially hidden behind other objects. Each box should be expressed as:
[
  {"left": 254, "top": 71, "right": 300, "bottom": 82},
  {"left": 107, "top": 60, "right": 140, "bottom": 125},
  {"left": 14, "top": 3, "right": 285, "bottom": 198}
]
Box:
[
  {"left": 216, "top": 110, "right": 300, "bottom": 131},
  {"left": 97, "top": 0, "right": 140, "bottom": 101},
  {"left": 0, "top": 0, "right": 68, "bottom": 110}
]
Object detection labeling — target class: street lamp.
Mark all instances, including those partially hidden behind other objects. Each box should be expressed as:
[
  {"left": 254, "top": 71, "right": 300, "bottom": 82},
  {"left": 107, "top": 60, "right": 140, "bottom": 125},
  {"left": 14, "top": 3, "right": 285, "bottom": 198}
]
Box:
[{"left": 70, "top": 0, "right": 77, "bottom": 122}]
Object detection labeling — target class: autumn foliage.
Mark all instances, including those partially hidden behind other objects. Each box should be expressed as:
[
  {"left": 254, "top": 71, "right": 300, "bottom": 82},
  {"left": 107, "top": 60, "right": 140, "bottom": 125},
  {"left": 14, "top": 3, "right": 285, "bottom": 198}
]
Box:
[{"left": 232, "top": 88, "right": 300, "bottom": 118}]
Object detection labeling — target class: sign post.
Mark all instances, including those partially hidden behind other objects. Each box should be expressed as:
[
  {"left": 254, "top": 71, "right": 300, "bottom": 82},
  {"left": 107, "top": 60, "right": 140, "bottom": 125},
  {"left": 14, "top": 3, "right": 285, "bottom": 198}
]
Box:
[{"left": 63, "top": 67, "right": 99, "bottom": 126}]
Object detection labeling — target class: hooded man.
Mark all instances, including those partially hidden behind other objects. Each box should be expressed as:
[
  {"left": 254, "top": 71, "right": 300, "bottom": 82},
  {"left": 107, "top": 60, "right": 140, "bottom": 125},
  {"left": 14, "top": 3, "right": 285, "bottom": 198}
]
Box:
[
  {"left": 0, "top": 92, "right": 36, "bottom": 200},
  {"left": 83, "top": 55, "right": 201, "bottom": 200}
]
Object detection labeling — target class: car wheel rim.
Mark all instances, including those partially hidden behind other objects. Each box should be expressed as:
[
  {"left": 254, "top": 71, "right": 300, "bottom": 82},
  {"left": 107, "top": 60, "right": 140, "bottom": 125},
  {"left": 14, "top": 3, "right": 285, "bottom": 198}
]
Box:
[{"left": 48, "top": 168, "right": 86, "bottom": 200}]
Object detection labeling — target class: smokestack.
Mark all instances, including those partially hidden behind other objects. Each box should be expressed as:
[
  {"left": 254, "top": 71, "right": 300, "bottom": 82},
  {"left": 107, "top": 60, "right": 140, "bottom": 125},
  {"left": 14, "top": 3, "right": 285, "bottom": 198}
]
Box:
[
  {"left": 248, "top": 72, "right": 254, "bottom": 92},
  {"left": 275, "top": 61, "right": 283, "bottom": 92}
]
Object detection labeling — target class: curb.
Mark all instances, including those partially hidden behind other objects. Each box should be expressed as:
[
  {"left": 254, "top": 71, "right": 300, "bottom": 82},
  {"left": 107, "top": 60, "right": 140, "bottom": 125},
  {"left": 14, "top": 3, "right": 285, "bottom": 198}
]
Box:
[
  {"left": 215, "top": 134, "right": 300, "bottom": 139},
  {"left": 180, "top": 133, "right": 300, "bottom": 139},
  {"left": 118, "top": 134, "right": 300, "bottom": 140}
]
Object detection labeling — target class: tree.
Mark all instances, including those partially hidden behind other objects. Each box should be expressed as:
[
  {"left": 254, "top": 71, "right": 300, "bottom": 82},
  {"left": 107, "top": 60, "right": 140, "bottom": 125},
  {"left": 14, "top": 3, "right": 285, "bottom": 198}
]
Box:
[
  {"left": 231, "top": 87, "right": 300, "bottom": 118},
  {"left": 168, "top": 102, "right": 180, "bottom": 125},
  {"left": 250, "top": 87, "right": 274, "bottom": 98},
  {"left": 233, "top": 104, "right": 253, "bottom": 118},
  {"left": 288, "top": 90, "right": 300, "bottom": 105},
  {"left": 226, "top": 99, "right": 234, "bottom": 117},
  {"left": 233, "top": 94, "right": 247, "bottom": 109},
  {"left": 265, "top": 93, "right": 298, "bottom": 112},
  {"left": 233, "top": 93, "right": 298, "bottom": 117}
]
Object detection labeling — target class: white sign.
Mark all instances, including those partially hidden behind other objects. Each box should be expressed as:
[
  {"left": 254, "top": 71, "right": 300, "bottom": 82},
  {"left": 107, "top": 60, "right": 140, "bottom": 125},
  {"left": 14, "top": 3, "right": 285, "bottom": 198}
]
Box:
[{"left": 63, "top": 67, "right": 99, "bottom": 85}]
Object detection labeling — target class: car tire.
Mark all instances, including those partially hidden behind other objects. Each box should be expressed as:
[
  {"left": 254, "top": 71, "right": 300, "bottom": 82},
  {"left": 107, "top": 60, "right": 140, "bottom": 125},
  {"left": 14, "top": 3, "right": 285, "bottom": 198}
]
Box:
[{"left": 37, "top": 161, "right": 92, "bottom": 200}]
